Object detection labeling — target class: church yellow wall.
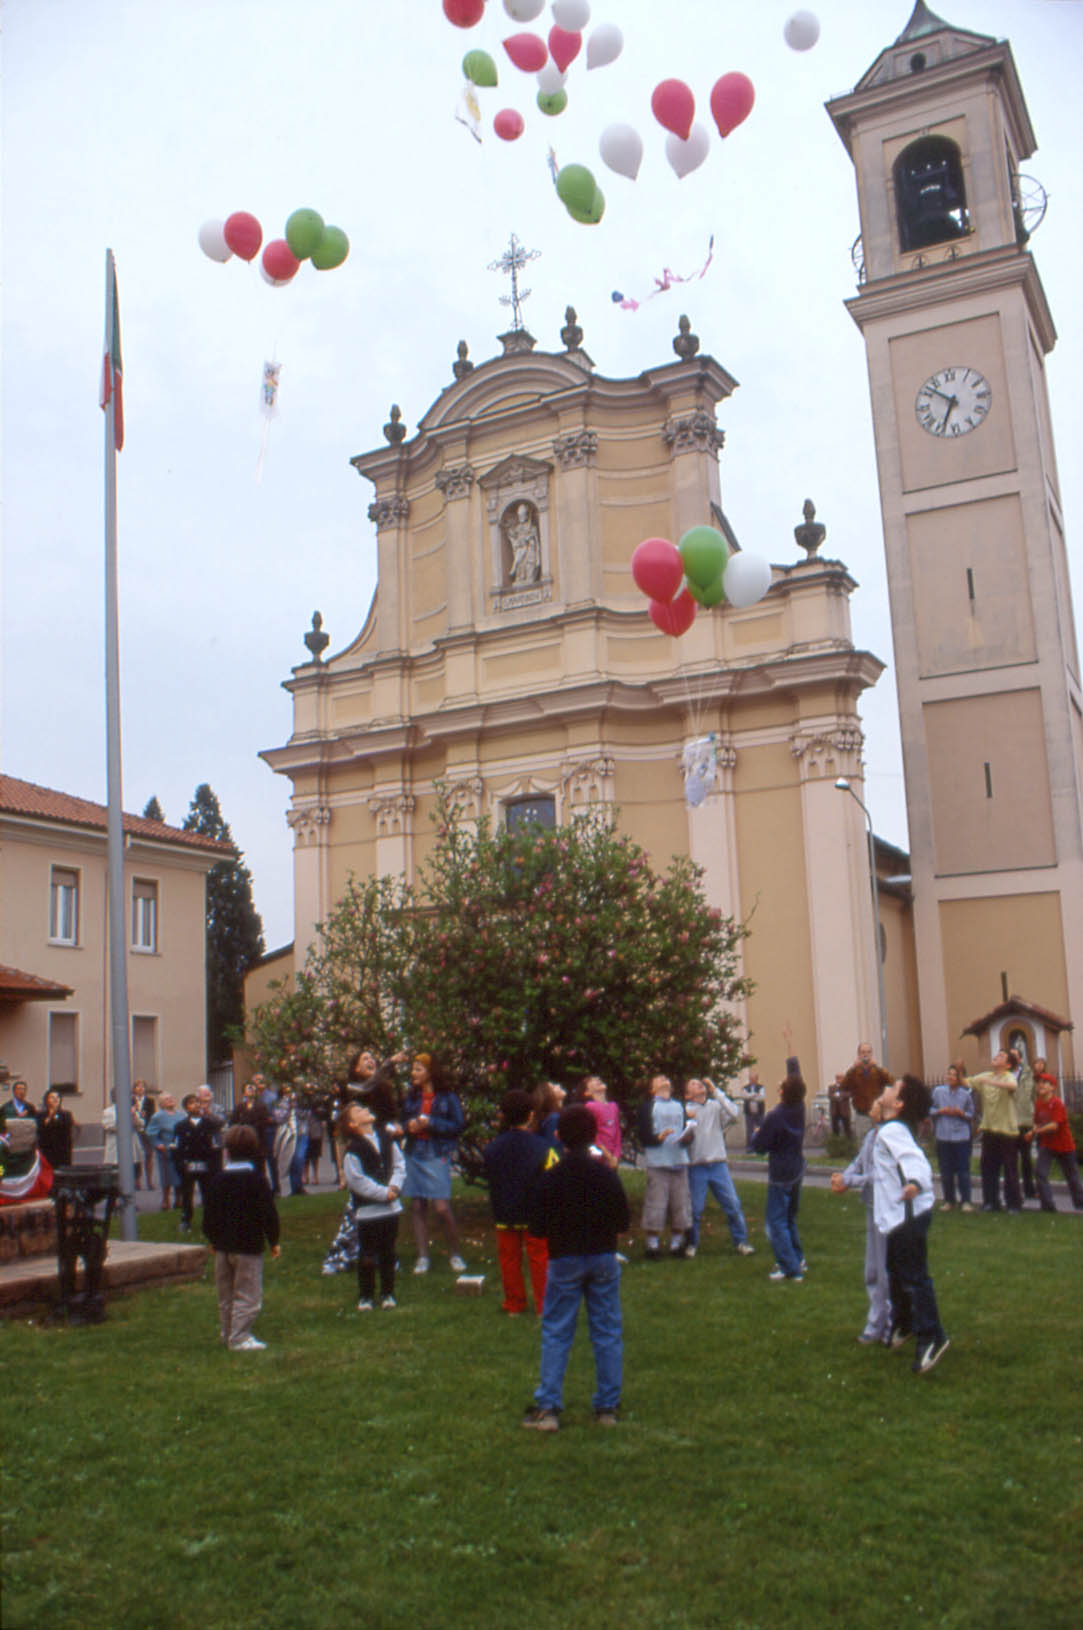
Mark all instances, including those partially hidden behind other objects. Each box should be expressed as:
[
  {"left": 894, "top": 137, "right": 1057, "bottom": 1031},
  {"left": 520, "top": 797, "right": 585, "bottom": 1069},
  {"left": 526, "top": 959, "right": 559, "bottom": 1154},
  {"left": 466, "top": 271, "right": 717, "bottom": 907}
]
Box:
[{"left": 939, "top": 892, "right": 1074, "bottom": 1073}]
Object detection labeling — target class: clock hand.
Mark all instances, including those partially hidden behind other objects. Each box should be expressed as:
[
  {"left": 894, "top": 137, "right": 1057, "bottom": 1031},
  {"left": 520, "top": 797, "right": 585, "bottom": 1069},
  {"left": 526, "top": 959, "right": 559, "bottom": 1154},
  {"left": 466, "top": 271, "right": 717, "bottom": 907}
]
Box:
[
  {"left": 925, "top": 387, "right": 955, "bottom": 404},
  {"left": 939, "top": 395, "right": 958, "bottom": 432}
]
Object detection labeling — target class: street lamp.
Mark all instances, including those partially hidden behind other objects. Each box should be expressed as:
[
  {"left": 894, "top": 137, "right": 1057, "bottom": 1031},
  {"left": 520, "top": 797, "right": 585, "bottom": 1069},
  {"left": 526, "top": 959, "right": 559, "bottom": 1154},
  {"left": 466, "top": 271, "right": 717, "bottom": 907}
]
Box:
[{"left": 835, "top": 777, "right": 889, "bottom": 1069}]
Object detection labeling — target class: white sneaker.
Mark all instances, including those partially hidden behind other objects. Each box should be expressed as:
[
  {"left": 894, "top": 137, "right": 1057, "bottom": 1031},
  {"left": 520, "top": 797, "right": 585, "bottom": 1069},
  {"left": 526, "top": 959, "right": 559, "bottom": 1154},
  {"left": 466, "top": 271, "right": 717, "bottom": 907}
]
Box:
[
  {"left": 381, "top": 1295, "right": 397, "bottom": 1310},
  {"left": 736, "top": 1243, "right": 755, "bottom": 1256},
  {"left": 357, "top": 1299, "right": 374, "bottom": 1312},
  {"left": 449, "top": 1255, "right": 467, "bottom": 1274},
  {"left": 684, "top": 1244, "right": 697, "bottom": 1259},
  {"left": 413, "top": 1258, "right": 430, "bottom": 1275},
  {"left": 231, "top": 1336, "right": 266, "bottom": 1350}
]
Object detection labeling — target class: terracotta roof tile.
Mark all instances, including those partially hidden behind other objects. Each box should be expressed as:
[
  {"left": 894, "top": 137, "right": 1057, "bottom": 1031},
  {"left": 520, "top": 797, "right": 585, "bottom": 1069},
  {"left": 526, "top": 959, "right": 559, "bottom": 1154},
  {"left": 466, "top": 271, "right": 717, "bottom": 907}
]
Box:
[
  {"left": 0, "top": 775, "right": 233, "bottom": 856},
  {"left": 0, "top": 964, "right": 74, "bottom": 1001},
  {"left": 961, "top": 994, "right": 1074, "bottom": 1037}
]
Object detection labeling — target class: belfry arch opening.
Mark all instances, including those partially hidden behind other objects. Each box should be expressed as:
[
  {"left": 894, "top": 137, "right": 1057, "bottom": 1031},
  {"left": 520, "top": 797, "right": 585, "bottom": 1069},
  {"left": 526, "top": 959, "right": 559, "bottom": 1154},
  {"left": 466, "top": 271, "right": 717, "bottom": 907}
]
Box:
[{"left": 894, "top": 136, "right": 970, "bottom": 252}]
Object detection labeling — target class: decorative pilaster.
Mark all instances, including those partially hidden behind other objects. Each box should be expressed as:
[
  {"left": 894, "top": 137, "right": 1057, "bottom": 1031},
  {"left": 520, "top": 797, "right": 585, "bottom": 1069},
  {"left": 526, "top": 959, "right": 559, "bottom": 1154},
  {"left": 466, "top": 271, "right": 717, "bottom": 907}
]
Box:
[
  {"left": 662, "top": 411, "right": 725, "bottom": 455},
  {"left": 443, "top": 775, "right": 485, "bottom": 826},
  {"left": 367, "top": 495, "right": 410, "bottom": 530},
  {"left": 368, "top": 793, "right": 416, "bottom": 882},
  {"left": 560, "top": 754, "right": 615, "bottom": 824},
  {"left": 435, "top": 465, "right": 476, "bottom": 500},
  {"left": 552, "top": 429, "right": 598, "bottom": 470},
  {"left": 286, "top": 805, "right": 332, "bottom": 964},
  {"left": 789, "top": 722, "right": 865, "bottom": 782}
]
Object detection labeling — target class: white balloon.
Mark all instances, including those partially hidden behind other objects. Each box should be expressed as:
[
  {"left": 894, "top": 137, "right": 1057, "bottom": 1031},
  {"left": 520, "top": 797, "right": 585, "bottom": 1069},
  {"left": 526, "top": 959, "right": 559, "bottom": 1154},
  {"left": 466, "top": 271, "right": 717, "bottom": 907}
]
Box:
[
  {"left": 586, "top": 21, "right": 622, "bottom": 70},
  {"left": 503, "top": 0, "right": 544, "bottom": 21},
  {"left": 536, "top": 61, "right": 567, "bottom": 94},
  {"left": 259, "top": 262, "right": 290, "bottom": 288},
  {"left": 552, "top": 0, "right": 590, "bottom": 28},
  {"left": 723, "top": 552, "right": 773, "bottom": 609},
  {"left": 784, "top": 10, "right": 820, "bottom": 51},
  {"left": 665, "top": 122, "right": 710, "bottom": 180},
  {"left": 599, "top": 122, "right": 643, "bottom": 181},
  {"left": 198, "top": 219, "right": 232, "bottom": 263}
]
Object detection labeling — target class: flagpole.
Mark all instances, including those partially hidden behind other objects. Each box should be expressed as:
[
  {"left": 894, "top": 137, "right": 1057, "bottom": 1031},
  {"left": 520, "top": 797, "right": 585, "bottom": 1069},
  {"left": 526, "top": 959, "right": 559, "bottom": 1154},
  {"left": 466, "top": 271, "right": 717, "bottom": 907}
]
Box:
[{"left": 103, "top": 248, "right": 137, "bottom": 1242}]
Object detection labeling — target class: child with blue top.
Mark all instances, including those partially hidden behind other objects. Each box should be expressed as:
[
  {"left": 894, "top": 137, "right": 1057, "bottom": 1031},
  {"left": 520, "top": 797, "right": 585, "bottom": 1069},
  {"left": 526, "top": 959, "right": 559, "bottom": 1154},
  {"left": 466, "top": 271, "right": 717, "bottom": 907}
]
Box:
[{"left": 636, "top": 1074, "right": 693, "bottom": 1259}]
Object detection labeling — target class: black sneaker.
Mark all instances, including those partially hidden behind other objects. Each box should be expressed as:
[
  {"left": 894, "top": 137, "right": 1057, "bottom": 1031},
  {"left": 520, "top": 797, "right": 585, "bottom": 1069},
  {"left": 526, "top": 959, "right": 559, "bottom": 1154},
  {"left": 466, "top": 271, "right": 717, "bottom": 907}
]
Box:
[
  {"left": 913, "top": 1337, "right": 951, "bottom": 1374},
  {"left": 885, "top": 1327, "right": 912, "bottom": 1349},
  {"left": 521, "top": 1406, "right": 559, "bottom": 1432},
  {"left": 643, "top": 1246, "right": 661, "bottom": 1261}
]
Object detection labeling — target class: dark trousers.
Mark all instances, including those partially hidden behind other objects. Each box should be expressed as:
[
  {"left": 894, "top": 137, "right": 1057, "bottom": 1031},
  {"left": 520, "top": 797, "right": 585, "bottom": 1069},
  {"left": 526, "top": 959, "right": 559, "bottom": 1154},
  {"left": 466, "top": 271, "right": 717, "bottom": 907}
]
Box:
[
  {"left": 830, "top": 1105, "right": 852, "bottom": 1138},
  {"left": 1036, "top": 1147, "right": 1083, "bottom": 1211},
  {"left": 1016, "top": 1129, "right": 1036, "bottom": 1199},
  {"left": 886, "top": 1211, "right": 945, "bottom": 1346},
  {"left": 179, "top": 1167, "right": 212, "bottom": 1226},
  {"left": 357, "top": 1214, "right": 399, "bottom": 1301},
  {"left": 935, "top": 1139, "right": 972, "bottom": 1205},
  {"left": 980, "top": 1132, "right": 1021, "bottom": 1209}
]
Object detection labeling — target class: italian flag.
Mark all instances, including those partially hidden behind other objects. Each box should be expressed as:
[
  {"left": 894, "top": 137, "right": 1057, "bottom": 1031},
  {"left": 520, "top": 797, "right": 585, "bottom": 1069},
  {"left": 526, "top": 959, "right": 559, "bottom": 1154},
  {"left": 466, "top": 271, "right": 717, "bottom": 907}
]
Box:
[{"left": 99, "top": 253, "right": 124, "bottom": 451}]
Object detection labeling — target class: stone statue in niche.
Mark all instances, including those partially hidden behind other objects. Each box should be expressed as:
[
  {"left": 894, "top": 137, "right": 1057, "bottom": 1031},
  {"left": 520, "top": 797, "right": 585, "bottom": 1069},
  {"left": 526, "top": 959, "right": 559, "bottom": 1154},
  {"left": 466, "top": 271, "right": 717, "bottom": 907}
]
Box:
[{"left": 503, "top": 501, "right": 541, "bottom": 585}]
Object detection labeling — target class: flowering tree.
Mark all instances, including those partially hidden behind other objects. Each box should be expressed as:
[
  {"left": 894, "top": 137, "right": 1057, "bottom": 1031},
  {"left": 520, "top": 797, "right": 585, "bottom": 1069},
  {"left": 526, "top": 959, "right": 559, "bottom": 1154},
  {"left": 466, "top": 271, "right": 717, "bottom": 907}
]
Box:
[{"left": 246, "top": 798, "right": 751, "bottom": 1172}]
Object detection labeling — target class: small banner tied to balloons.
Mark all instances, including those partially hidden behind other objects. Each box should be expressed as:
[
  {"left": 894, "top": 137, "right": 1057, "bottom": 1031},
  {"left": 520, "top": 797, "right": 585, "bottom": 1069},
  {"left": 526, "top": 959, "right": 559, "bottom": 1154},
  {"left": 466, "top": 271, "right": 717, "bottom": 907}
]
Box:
[{"left": 682, "top": 735, "right": 718, "bottom": 809}]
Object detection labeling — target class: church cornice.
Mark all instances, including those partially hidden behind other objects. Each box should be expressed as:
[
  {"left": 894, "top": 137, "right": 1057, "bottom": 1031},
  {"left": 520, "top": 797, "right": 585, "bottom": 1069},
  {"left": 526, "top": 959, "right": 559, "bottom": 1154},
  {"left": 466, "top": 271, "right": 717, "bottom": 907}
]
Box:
[
  {"left": 844, "top": 246, "right": 1056, "bottom": 354},
  {"left": 827, "top": 40, "right": 1035, "bottom": 163}
]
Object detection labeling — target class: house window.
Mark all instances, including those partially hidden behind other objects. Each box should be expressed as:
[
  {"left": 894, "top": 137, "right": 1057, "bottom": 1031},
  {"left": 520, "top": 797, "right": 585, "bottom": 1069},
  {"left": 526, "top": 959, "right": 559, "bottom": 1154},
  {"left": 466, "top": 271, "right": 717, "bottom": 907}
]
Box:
[
  {"left": 49, "top": 867, "right": 80, "bottom": 945},
  {"left": 505, "top": 795, "right": 556, "bottom": 832},
  {"left": 132, "top": 1015, "right": 158, "bottom": 1089},
  {"left": 49, "top": 1012, "right": 79, "bottom": 1094},
  {"left": 894, "top": 136, "right": 970, "bottom": 252},
  {"left": 132, "top": 879, "right": 158, "bottom": 952}
]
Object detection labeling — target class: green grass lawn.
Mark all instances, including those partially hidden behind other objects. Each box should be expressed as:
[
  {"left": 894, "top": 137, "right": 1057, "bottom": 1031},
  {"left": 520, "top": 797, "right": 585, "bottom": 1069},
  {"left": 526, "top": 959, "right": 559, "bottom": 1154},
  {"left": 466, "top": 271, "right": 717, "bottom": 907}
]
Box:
[{"left": 3, "top": 1179, "right": 1080, "bottom": 1629}]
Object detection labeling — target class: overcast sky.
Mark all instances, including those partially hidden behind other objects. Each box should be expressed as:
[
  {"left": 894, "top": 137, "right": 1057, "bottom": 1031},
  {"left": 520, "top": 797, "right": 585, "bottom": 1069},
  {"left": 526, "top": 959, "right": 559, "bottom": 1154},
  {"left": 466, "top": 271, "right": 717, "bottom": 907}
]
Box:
[{"left": 3, "top": 0, "right": 1081, "bottom": 950}]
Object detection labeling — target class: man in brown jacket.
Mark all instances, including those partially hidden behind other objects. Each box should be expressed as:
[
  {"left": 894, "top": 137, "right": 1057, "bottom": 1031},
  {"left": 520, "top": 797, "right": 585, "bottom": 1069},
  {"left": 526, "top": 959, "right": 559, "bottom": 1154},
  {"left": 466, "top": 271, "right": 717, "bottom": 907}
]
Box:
[{"left": 842, "top": 1043, "right": 893, "bottom": 1138}]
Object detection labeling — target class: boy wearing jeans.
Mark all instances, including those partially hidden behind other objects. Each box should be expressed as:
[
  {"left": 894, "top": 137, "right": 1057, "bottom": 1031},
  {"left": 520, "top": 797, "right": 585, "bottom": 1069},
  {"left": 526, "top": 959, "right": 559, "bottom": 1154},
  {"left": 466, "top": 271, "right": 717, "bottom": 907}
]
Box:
[{"left": 522, "top": 1105, "right": 630, "bottom": 1431}]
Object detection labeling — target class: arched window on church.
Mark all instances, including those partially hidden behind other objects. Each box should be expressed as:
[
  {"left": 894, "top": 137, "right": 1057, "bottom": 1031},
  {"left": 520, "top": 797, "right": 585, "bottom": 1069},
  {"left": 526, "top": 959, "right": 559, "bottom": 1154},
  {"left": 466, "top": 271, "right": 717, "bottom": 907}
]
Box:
[
  {"left": 894, "top": 136, "right": 970, "bottom": 252},
  {"left": 505, "top": 795, "right": 555, "bottom": 833}
]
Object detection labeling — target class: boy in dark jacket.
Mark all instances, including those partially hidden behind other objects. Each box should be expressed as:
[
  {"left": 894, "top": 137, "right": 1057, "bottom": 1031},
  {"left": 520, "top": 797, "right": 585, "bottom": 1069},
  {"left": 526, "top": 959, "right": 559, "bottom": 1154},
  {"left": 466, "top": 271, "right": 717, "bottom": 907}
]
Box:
[
  {"left": 174, "top": 1092, "right": 220, "bottom": 1231},
  {"left": 522, "top": 1104, "right": 630, "bottom": 1431},
  {"left": 752, "top": 1072, "right": 807, "bottom": 1282},
  {"left": 201, "top": 1124, "right": 280, "bottom": 1351},
  {"left": 482, "top": 1088, "right": 554, "bottom": 1315}
]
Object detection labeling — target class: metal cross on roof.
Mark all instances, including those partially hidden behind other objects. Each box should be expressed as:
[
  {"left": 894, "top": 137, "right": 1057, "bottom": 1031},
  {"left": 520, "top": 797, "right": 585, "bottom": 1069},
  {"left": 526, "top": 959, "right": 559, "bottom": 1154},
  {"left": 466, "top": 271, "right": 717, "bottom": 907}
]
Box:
[{"left": 487, "top": 233, "right": 541, "bottom": 332}]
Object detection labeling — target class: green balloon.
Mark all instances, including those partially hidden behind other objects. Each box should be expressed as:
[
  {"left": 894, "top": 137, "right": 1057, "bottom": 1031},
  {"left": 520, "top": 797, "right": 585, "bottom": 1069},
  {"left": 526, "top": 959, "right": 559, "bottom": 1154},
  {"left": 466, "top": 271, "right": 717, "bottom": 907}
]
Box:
[
  {"left": 537, "top": 89, "right": 568, "bottom": 116},
  {"left": 310, "top": 225, "right": 349, "bottom": 271},
  {"left": 285, "top": 208, "right": 324, "bottom": 261},
  {"left": 566, "top": 186, "right": 605, "bottom": 225},
  {"left": 556, "top": 163, "right": 598, "bottom": 215},
  {"left": 679, "top": 526, "right": 728, "bottom": 590},
  {"left": 688, "top": 574, "right": 726, "bottom": 607},
  {"left": 463, "top": 49, "right": 497, "bottom": 88}
]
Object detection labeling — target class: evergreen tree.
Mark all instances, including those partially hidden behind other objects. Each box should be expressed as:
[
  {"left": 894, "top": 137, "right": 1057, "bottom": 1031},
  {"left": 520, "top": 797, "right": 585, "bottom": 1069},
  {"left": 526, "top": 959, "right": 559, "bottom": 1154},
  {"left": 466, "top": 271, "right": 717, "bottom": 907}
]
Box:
[
  {"left": 142, "top": 795, "right": 165, "bottom": 822},
  {"left": 184, "top": 784, "right": 265, "bottom": 1069}
]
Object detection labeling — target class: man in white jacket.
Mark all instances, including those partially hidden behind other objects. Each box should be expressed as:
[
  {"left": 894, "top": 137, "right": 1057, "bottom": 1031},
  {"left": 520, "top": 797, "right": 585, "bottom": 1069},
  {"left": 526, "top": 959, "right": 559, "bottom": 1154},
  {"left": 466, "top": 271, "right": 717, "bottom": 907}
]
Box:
[{"left": 873, "top": 1076, "right": 950, "bottom": 1375}]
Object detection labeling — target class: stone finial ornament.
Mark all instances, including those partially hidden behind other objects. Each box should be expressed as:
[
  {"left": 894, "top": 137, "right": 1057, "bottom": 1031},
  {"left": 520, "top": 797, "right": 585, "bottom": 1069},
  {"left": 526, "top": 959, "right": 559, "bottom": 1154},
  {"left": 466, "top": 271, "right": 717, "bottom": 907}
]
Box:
[
  {"left": 383, "top": 404, "right": 406, "bottom": 444},
  {"left": 304, "top": 611, "right": 330, "bottom": 663},
  {"left": 794, "top": 498, "right": 827, "bottom": 558},
  {"left": 673, "top": 314, "right": 700, "bottom": 360},
  {"left": 561, "top": 306, "right": 584, "bottom": 351},
  {"left": 453, "top": 340, "right": 474, "bottom": 381}
]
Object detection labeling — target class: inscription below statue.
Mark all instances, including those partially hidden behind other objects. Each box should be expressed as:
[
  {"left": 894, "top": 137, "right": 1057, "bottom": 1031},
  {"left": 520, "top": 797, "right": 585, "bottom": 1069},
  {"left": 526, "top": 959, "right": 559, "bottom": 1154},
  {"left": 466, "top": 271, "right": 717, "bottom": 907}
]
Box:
[{"left": 503, "top": 501, "right": 541, "bottom": 585}]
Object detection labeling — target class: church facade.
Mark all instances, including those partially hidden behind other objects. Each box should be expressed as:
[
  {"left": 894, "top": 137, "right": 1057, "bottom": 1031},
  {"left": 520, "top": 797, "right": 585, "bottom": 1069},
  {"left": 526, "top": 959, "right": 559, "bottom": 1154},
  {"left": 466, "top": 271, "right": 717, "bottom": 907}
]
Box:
[{"left": 262, "top": 317, "right": 889, "bottom": 1091}]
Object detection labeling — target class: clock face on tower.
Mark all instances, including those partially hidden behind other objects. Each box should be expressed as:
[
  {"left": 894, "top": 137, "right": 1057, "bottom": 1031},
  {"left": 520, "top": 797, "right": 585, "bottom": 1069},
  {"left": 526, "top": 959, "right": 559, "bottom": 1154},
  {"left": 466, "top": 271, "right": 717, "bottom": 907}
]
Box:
[{"left": 915, "top": 366, "right": 992, "bottom": 436}]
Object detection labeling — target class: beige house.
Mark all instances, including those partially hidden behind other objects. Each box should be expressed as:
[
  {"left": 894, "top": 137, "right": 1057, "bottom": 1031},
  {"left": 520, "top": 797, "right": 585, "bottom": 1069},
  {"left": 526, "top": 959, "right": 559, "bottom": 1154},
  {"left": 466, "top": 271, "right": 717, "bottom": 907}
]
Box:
[
  {"left": 0, "top": 775, "right": 228, "bottom": 1114},
  {"left": 261, "top": 320, "right": 893, "bottom": 1091}
]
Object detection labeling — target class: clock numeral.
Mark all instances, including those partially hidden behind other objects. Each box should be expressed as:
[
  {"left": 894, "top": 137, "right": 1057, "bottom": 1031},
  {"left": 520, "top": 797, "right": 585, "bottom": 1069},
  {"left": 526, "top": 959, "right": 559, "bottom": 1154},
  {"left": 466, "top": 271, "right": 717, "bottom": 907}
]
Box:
[{"left": 942, "top": 369, "right": 957, "bottom": 383}]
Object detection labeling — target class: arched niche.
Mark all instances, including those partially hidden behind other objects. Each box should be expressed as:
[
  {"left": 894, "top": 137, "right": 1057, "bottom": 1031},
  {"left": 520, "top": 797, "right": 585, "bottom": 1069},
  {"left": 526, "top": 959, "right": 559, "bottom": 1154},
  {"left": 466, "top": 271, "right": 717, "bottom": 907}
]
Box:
[{"left": 894, "top": 135, "right": 970, "bottom": 253}]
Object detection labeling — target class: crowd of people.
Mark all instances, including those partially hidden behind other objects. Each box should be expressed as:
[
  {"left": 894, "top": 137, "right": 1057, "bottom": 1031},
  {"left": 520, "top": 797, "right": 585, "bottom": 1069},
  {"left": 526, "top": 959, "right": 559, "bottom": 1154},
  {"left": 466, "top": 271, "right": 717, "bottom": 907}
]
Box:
[{"left": 2, "top": 1038, "right": 1080, "bottom": 1395}]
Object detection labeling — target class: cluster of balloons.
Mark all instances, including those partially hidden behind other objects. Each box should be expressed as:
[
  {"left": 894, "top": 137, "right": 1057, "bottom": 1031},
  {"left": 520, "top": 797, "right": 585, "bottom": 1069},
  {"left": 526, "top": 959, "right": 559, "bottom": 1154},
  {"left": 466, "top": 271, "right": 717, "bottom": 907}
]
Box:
[
  {"left": 446, "top": 0, "right": 622, "bottom": 142},
  {"left": 198, "top": 209, "right": 349, "bottom": 286},
  {"left": 631, "top": 528, "right": 772, "bottom": 636}
]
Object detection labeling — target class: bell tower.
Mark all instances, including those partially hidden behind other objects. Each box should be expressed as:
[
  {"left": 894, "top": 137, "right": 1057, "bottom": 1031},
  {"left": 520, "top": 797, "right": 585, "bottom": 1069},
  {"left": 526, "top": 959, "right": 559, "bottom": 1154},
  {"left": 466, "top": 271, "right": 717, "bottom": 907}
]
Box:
[{"left": 827, "top": 2, "right": 1083, "bottom": 1072}]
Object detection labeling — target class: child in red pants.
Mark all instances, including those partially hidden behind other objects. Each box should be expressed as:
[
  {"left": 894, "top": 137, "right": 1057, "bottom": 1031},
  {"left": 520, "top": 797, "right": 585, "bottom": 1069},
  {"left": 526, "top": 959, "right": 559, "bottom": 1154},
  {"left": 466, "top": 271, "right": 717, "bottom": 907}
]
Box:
[{"left": 482, "top": 1088, "right": 554, "bottom": 1314}]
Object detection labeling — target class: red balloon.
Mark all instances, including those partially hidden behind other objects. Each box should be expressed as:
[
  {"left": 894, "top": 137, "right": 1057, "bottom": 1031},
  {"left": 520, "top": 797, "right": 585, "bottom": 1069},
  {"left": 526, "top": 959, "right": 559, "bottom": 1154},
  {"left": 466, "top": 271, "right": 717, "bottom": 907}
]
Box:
[
  {"left": 262, "top": 238, "right": 300, "bottom": 284},
  {"left": 548, "top": 25, "right": 582, "bottom": 74},
  {"left": 650, "top": 589, "right": 697, "bottom": 637},
  {"left": 651, "top": 79, "right": 695, "bottom": 142},
  {"left": 494, "top": 107, "right": 526, "bottom": 141},
  {"left": 710, "top": 72, "right": 755, "bottom": 138},
  {"left": 632, "top": 537, "right": 684, "bottom": 603},
  {"left": 443, "top": 0, "right": 485, "bottom": 26},
  {"left": 223, "top": 211, "right": 262, "bottom": 261},
  {"left": 504, "top": 33, "right": 548, "bottom": 72}
]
